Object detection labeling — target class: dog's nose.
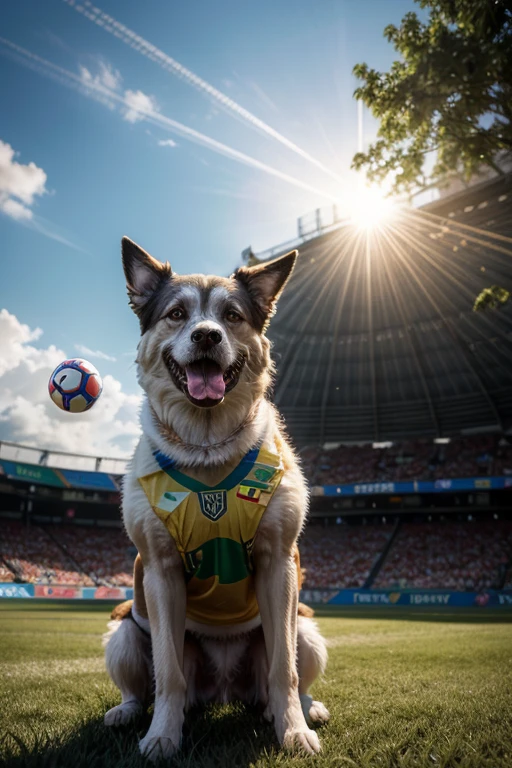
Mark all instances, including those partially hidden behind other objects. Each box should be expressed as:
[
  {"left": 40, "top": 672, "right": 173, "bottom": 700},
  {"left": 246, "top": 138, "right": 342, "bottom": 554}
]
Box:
[{"left": 191, "top": 329, "right": 223, "bottom": 347}]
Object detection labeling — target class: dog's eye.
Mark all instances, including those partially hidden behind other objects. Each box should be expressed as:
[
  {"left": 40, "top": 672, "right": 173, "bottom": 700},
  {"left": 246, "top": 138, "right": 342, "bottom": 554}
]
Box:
[
  {"left": 226, "top": 309, "right": 243, "bottom": 323},
  {"left": 168, "top": 307, "right": 185, "bottom": 321}
]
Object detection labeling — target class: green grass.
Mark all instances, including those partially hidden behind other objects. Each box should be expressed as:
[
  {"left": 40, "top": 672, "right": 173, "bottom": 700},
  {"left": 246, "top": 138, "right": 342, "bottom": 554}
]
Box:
[{"left": 0, "top": 601, "right": 511, "bottom": 768}]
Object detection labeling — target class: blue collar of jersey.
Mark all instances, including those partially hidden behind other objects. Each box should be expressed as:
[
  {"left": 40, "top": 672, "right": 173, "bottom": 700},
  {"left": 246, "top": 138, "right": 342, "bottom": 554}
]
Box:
[{"left": 153, "top": 446, "right": 260, "bottom": 493}]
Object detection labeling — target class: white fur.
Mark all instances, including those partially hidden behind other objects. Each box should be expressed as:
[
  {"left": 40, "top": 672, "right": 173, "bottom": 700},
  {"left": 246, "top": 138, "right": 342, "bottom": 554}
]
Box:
[
  {"left": 103, "top": 617, "right": 152, "bottom": 726},
  {"left": 132, "top": 604, "right": 151, "bottom": 635}
]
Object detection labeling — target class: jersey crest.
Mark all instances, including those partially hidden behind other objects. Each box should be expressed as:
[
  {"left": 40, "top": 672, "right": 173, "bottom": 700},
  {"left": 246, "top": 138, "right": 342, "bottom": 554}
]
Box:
[{"left": 198, "top": 489, "right": 227, "bottom": 521}]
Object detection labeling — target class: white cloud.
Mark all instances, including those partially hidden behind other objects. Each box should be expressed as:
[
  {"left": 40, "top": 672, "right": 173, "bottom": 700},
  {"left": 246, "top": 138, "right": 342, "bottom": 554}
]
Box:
[
  {"left": 158, "top": 138, "right": 177, "bottom": 148},
  {"left": 1, "top": 198, "right": 33, "bottom": 221},
  {"left": 0, "top": 309, "right": 141, "bottom": 458},
  {"left": 123, "top": 89, "right": 158, "bottom": 123},
  {"left": 75, "top": 344, "right": 117, "bottom": 362},
  {"left": 98, "top": 61, "right": 122, "bottom": 91},
  {"left": 0, "top": 309, "right": 43, "bottom": 377},
  {"left": 79, "top": 60, "right": 122, "bottom": 91},
  {"left": 0, "top": 139, "right": 83, "bottom": 249},
  {"left": 0, "top": 140, "right": 47, "bottom": 222}
]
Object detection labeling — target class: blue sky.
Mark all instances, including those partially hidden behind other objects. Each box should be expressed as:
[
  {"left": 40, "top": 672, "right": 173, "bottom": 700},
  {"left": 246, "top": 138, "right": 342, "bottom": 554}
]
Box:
[{"left": 0, "top": 0, "right": 420, "bottom": 456}]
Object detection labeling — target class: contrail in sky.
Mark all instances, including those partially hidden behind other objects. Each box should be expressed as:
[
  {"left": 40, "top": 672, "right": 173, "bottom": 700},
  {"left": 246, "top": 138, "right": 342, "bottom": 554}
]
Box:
[
  {"left": 0, "top": 37, "right": 339, "bottom": 203},
  {"left": 62, "top": 0, "right": 346, "bottom": 186}
]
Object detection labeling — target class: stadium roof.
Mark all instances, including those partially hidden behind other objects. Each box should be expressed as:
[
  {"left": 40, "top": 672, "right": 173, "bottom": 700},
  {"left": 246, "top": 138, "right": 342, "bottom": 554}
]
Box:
[{"left": 265, "top": 173, "right": 512, "bottom": 445}]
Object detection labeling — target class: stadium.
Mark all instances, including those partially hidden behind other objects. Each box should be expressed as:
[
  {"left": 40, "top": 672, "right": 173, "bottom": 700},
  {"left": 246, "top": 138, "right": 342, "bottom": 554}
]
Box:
[
  {"left": 3, "top": 174, "right": 512, "bottom": 603},
  {"left": 2, "top": 1, "right": 512, "bottom": 766},
  {"left": 1, "top": 174, "right": 512, "bottom": 767}
]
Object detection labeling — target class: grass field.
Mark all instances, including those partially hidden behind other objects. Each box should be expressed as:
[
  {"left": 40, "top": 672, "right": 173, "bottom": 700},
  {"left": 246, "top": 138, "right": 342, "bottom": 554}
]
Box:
[{"left": 0, "top": 602, "right": 511, "bottom": 768}]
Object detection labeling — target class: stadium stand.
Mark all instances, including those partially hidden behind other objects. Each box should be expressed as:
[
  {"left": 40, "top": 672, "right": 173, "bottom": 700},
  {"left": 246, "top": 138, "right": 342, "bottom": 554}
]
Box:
[
  {"left": 0, "top": 561, "right": 14, "bottom": 582},
  {"left": 265, "top": 173, "right": 512, "bottom": 446},
  {"left": 48, "top": 525, "right": 134, "bottom": 586},
  {"left": 298, "top": 524, "right": 391, "bottom": 588},
  {"left": 0, "top": 521, "right": 95, "bottom": 585},
  {"left": 1, "top": 427, "right": 512, "bottom": 591},
  {"left": 301, "top": 433, "right": 507, "bottom": 486},
  {"left": 374, "top": 520, "right": 512, "bottom": 591},
  {"left": 1, "top": 515, "right": 511, "bottom": 592},
  {"left": 0, "top": 522, "right": 133, "bottom": 586}
]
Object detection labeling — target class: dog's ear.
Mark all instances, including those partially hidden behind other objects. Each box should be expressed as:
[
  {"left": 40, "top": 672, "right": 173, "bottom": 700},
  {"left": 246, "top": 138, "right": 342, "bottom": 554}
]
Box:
[
  {"left": 232, "top": 250, "right": 297, "bottom": 332},
  {"left": 121, "top": 237, "right": 172, "bottom": 317}
]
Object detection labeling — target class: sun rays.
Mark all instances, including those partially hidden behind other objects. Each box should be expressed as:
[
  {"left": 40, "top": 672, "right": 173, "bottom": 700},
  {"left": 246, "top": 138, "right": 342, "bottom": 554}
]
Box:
[
  {"left": 346, "top": 184, "right": 398, "bottom": 231},
  {"left": 268, "top": 180, "right": 512, "bottom": 443}
]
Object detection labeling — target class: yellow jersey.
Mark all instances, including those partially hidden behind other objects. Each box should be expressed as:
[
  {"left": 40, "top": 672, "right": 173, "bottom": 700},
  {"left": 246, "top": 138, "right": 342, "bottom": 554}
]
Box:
[{"left": 138, "top": 446, "right": 284, "bottom": 626}]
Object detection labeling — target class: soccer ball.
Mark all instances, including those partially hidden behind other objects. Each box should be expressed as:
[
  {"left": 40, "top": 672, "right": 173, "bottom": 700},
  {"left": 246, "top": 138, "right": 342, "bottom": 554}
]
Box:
[{"left": 48, "top": 359, "right": 103, "bottom": 413}]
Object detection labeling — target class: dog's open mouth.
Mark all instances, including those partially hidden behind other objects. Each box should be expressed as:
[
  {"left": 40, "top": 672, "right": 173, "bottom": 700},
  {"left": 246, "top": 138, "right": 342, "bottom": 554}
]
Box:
[{"left": 164, "top": 352, "right": 246, "bottom": 408}]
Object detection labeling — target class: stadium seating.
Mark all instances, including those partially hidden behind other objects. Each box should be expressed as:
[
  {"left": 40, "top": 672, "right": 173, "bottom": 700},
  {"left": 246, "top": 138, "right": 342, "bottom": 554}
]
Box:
[
  {"left": 302, "top": 434, "right": 507, "bottom": 486},
  {"left": 0, "top": 522, "right": 95, "bottom": 586},
  {"left": 0, "top": 516, "right": 511, "bottom": 592},
  {"left": 48, "top": 526, "right": 134, "bottom": 586},
  {"left": 374, "top": 521, "right": 512, "bottom": 591},
  {"left": 0, "top": 562, "right": 14, "bottom": 582},
  {"left": 0, "top": 522, "right": 133, "bottom": 587},
  {"left": 299, "top": 524, "right": 391, "bottom": 588}
]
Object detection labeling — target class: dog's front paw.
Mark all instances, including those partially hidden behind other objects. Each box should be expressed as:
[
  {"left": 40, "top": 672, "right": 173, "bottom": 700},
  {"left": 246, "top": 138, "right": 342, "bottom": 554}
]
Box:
[
  {"left": 283, "top": 726, "right": 321, "bottom": 754},
  {"left": 104, "top": 701, "right": 142, "bottom": 727},
  {"left": 139, "top": 734, "right": 179, "bottom": 762},
  {"left": 308, "top": 700, "right": 330, "bottom": 725},
  {"left": 300, "top": 694, "right": 330, "bottom": 726}
]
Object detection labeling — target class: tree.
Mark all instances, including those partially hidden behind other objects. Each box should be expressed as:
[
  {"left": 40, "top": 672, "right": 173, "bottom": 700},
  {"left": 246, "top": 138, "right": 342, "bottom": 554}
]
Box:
[
  {"left": 352, "top": 0, "right": 512, "bottom": 195},
  {"left": 473, "top": 285, "right": 511, "bottom": 312}
]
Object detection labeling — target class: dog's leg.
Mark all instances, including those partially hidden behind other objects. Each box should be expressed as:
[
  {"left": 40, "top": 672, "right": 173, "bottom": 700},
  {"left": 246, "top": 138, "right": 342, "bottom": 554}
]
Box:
[
  {"left": 297, "top": 616, "right": 330, "bottom": 726},
  {"left": 183, "top": 633, "right": 202, "bottom": 711},
  {"left": 255, "top": 550, "right": 321, "bottom": 755},
  {"left": 138, "top": 562, "right": 187, "bottom": 762},
  {"left": 103, "top": 617, "right": 152, "bottom": 726}
]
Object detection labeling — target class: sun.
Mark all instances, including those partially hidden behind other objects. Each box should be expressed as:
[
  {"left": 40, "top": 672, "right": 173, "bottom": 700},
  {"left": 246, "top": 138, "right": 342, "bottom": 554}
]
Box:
[{"left": 347, "top": 184, "right": 396, "bottom": 230}]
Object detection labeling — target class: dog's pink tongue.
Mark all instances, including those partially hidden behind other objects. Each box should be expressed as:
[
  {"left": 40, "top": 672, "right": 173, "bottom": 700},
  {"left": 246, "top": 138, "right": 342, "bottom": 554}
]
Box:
[{"left": 186, "top": 361, "right": 226, "bottom": 401}]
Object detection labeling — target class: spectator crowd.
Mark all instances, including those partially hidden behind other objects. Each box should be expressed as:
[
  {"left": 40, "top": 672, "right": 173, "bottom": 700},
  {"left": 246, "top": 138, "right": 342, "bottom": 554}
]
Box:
[
  {"left": 374, "top": 521, "right": 512, "bottom": 592},
  {"left": 301, "top": 434, "right": 511, "bottom": 486},
  {"left": 49, "top": 526, "right": 134, "bottom": 586},
  {"left": 299, "top": 525, "right": 390, "bottom": 588},
  {"left": 0, "top": 522, "right": 133, "bottom": 587},
  {"left": 1, "top": 431, "right": 511, "bottom": 592},
  {"left": 1, "top": 518, "right": 510, "bottom": 593}
]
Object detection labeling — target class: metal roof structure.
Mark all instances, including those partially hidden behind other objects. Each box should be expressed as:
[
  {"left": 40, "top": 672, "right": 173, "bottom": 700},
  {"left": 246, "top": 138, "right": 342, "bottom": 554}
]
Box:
[{"left": 266, "top": 173, "right": 512, "bottom": 446}]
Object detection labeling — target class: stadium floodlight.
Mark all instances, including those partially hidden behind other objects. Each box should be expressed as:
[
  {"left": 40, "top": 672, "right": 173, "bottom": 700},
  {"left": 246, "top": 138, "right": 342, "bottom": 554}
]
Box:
[{"left": 347, "top": 183, "right": 396, "bottom": 230}]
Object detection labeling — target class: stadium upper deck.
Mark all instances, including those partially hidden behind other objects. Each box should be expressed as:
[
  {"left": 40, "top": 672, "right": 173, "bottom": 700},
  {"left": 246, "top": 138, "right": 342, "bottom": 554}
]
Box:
[
  {"left": 262, "top": 173, "right": 512, "bottom": 445},
  {"left": 1, "top": 432, "right": 510, "bottom": 494}
]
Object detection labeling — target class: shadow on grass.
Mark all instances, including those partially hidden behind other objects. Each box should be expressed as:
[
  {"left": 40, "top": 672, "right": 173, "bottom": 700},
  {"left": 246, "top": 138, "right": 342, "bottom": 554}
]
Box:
[
  {"left": 0, "top": 705, "right": 278, "bottom": 768},
  {"left": 313, "top": 605, "right": 512, "bottom": 623}
]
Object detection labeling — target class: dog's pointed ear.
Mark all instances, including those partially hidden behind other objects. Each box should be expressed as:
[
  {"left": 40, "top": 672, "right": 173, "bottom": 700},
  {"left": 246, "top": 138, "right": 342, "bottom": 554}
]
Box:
[
  {"left": 232, "top": 250, "right": 297, "bottom": 331},
  {"left": 121, "top": 237, "right": 172, "bottom": 316}
]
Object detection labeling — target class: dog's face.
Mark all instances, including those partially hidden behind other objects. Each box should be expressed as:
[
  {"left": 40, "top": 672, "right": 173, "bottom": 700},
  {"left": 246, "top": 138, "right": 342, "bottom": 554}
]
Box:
[{"left": 122, "top": 238, "right": 296, "bottom": 413}]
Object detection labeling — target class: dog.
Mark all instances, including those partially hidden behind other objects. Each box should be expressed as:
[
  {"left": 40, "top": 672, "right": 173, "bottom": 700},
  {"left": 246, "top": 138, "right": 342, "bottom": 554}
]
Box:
[{"left": 103, "top": 237, "right": 330, "bottom": 760}]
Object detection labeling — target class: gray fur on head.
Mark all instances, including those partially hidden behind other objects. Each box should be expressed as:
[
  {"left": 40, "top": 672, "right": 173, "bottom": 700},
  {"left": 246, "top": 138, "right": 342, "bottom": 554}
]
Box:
[
  {"left": 121, "top": 238, "right": 298, "bottom": 463},
  {"left": 232, "top": 251, "right": 297, "bottom": 332},
  {"left": 122, "top": 237, "right": 173, "bottom": 334}
]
